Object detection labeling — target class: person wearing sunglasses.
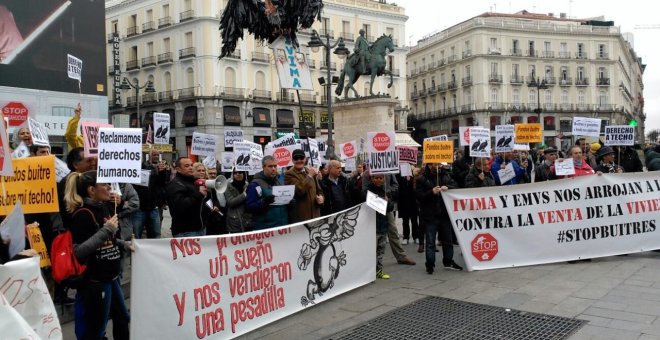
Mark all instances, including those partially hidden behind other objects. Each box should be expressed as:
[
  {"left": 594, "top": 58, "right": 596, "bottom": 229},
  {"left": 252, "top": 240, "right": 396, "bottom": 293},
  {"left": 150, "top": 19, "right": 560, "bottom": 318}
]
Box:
[{"left": 284, "top": 149, "right": 324, "bottom": 223}]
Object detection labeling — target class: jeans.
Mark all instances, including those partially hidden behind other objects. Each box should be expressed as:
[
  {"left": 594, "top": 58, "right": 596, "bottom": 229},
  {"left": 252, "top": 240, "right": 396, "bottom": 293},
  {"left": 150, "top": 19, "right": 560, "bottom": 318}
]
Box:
[
  {"left": 424, "top": 215, "right": 454, "bottom": 268},
  {"left": 75, "top": 278, "right": 129, "bottom": 340},
  {"left": 132, "top": 208, "right": 161, "bottom": 239},
  {"left": 376, "top": 232, "right": 387, "bottom": 272},
  {"left": 401, "top": 210, "right": 419, "bottom": 240},
  {"left": 174, "top": 229, "right": 206, "bottom": 238}
]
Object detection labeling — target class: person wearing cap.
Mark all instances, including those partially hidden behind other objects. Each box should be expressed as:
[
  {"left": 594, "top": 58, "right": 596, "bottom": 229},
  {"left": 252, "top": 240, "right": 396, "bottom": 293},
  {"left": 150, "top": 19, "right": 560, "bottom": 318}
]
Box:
[
  {"left": 535, "top": 147, "right": 559, "bottom": 182},
  {"left": 594, "top": 146, "right": 623, "bottom": 174},
  {"left": 285, "top": 149, "right": 324, "bottom": 223},
  {"left": 587, "top": 142, "right": 600, "bottom": 169}
]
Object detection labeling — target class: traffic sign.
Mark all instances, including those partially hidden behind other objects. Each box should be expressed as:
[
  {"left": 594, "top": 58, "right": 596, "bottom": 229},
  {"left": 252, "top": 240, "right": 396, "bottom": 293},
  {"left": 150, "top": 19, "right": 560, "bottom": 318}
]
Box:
[{"left": 2, "top": 102, "right": 29, "bottom": 127}]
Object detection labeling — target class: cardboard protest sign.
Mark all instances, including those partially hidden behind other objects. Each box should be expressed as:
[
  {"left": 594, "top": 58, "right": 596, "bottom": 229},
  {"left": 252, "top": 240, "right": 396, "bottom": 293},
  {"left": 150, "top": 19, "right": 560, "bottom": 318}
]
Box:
[
  {"left": 0, "top": 156, "right": 58, "bottom": 215},
  {"left": 554, "top": 159, "right": 576, "bottom": 176},
  {"left": 67, "top": 54, "right": 82, "bottom": 81},
  {"left": 368, "top": 150, "right": 399, "bottom": 175},
  {"left": 224, "top": 129, "right": 244, "bottom": 148},
  {"left": 234, "top": 141, "right": 263, "bottom": 174},
  {"left": 495, "top": 125, "right": 514, "bottom": 153},
  {"left": 26, "top": 223, "right": 51, "bottom": 268},
  {"left": 514, "top": 123, "right": 543, "bottom": 143},
  {"left": 572, "top": 117, "right": 602, "bottom": 137},
  {"left": 423, "top": 141, "right": 453, "bottom": 164},
  {"left": 308, "top": 138, "right": 321, "bottom": 168},
  {"left": 367, "top": 131, "right": 396, "bottom": 153},
  {"left": 396, "top": 146, "right": 417, "bottom": 164},
  {"left": 265, "top": 145, "right": 296, "bottom": 168},
  {"left": 153, "top": 112, "right": 170, "bottom": 144},
  {"left": 604, "top": 125, "right": 635, "bottom": 146},
  {"left": 269, "top": 133, "right": 297, "bottom": 148},
  {"left": 345, "top": 157, "right": 356, "bottom": 172},
  {"left": 0, "top": 202, "right": 25, "bottom": 259},
  {"left": 221, "top": 152, "right": 234, "bottom": 172},
  {"left": 424, "top": 135, "right": 448, "bottom": 141},
  {"left": 27, "top": 118, "right": 49, "bottom": 147},
  {"left": 202, "top": 156, "right": 217, "bottom": 169},
  {"left": 82, "top": 122, "right": 112, "bottom": 157},
  {"left": 469, "top": 127, "right": 490, "bottom": 158},
  {"left": 11, "top": 142, "right": 29, "bottom": 159},
  {"left": 54, "top": 157, "right": 70, "bottom": 182},
  {"left": 96, "top": 128, "right": 142, "bottom": 184},
  {"left": 339, "top": 140, "right": 357, "bottom": 160},
  {"left": 270, "top": 35, "right": 314, "bottom": 90},
  {"left": 191, "top": 132, "right": 218, "bottom": 157}
]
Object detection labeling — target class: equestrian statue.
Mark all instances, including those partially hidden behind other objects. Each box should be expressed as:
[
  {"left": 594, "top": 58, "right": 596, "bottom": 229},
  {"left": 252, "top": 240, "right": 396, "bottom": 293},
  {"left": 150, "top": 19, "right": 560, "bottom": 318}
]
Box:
[{"left": 335, "top": 31, "right": 395, "bottom": 98}]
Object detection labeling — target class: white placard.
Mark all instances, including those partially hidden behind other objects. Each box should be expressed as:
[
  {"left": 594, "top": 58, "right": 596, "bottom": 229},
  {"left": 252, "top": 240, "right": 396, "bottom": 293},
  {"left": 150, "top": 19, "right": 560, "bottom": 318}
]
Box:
[
  {"left": 270, "top": 35, "right": 314, "bottom": 90},
  {"left": 111, "top": 182, "right": 122, "bottom": 196},
  {"left": 224, "top": 129, "right": 244, "bottom": 148},
  {"left": 97, "top": 128, "right": 142, "bottom": 184},
  {"left": 604, "top": 125, "right": 635, "bottom": 146},
  {"left": 234, "top": 141, "right": 263, "bottom": 173},
  {"left": 344, "top": 157, "right": 356, "bottom": 172},
  {"left": 130, "top": 205, "right": 375, "bottom": 339},
  {"left": 153, "top": 113, "right": 170, "bottom": 145},
  {"left": 202, "top": 156, "right": 217, "bottom": 169},
  {"left": 572, "top": 117, "right": 602, "bottom": 137},
  {"left": 469, "top": 127, "right": 490, "bottom": 158},
  {"left": 495, "top": 125, "right": 514, "bottom": 153},
  {"left": 400, "top": 162, "right": 412, "bottom": 177},
  {"left": 367, "top": 131, "right": 396, "bottom": 153},
  {"left": 67, "top": 53, "right": 82, "bottom": 81},
  {"left": 54, "top": 157, "right": 71, "bottom": 182},
  {"left": 308, "top": 138, "right": 321, "bottom": 168},
  {"left": 0, "top": 202, "right": 25, "bottom": 259},
  {"left": 359, "top": 137, "right": 365, "bottom": 153},
  {"left": 11, "top": 142, "right": 29, "bottom": 159},
  {"left": 496, "top": 163, "right": 516, "bottom": 185},
  {"left": 424, "top": 135, "right": 448, "bottom": 141},
  {"left": 368, "top": 150, "right": 399, "bottom": 175},
  {"left": 191, "top": 132, "right": 217, "bottom": 157},
  {"left": 339, "top": 140, "right": 357, "bottom": 160},
  {"left": 269, "top": 133, "right": 297, "bottom": 148},
  {"left": 366, "top": 191, "right": 387, "bottom": 215},
  {"left": 27, "top": 117, "right": 49, "bottom": 147},
  {"left": 221, "top": 152, "right": 235, "bottom": 173},
  {"left": 513, "top": 143, "right": 530, "bottom": 151},
  {"left": 272, "top": 185, "right": 295, "bottom": 205},
  {"left": 554, "top": 158, "right": 576, "bottom": 176},
  {"left": 134, "top": 169, "right": 151, "bottom": 187}
]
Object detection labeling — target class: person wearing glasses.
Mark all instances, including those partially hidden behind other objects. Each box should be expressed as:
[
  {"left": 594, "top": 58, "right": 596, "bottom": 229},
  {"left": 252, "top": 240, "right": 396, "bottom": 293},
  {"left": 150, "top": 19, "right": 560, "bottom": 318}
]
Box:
[{"left": 285, "top": 149, "right": 324, "bottom": 223}]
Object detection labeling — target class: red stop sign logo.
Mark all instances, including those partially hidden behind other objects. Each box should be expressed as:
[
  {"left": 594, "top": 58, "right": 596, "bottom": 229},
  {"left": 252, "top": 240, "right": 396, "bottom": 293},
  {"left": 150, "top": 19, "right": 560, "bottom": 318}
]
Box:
[
  {"left": 2, "top": 102, "right": 29, "bottom": 127},
  {"left": 342, "top": 143, "right": 355, "bottom": 158},
  {"left": 273, "top": 148, "right": 291, "bottom": 167},
  {"left": 471, "top": 233, "right": 498, "bottom": 261},
  {"left": 372, "top": 133, "right": 391, "bottom": 152}
]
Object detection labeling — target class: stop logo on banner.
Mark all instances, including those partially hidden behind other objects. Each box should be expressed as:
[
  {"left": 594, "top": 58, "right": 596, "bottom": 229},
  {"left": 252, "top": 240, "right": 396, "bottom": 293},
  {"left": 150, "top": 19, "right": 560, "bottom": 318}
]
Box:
[
  {"left": 2, "top": 102, "right": 29, "bottom": 127},
  {"left": 372, "top": 133, "right": 391, "bottom": 152},
  {"left": 273, "top": 147, "right": 291, "bottom": 167},
  {"left": 342, "top": 143, "right": 355, "bottom": 158},
  {"left": 471, "top": 233, "right": 498, "bottom": 261}
]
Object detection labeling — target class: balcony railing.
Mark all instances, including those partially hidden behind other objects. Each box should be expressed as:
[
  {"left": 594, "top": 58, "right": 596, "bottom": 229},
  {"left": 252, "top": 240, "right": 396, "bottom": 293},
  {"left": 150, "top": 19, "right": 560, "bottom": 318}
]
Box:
[
  {"left": 179, "top": 47, "right": 195, "bottom": 59},
  {"left": 597, "top": 52, "right": 609, "bottom": 60},
  {"left": 462, "top": 76, "right": 472, "bottom": 87},
  {"left": 141, "top": 56, "right": 157, "bottom": 68},
  {"left": 127, "top": 26, "right": 138, "bottom": 37},
  {"left": 320, "top": 61, "right": 336, "bottom": 71},
  {"left": 596, "top": 77, "right": 610, "bottom": 86},
  {"left": 178, "top": 87, "right": 195, "bottom": 99},
  {"left": 487, "top": 102, "right": 506, "bottom": 111},
  {"left": 278, "top": 92, "right": 294, "bottom": 102},
  {"left": 392, "top": 68, "right": 400, "bottom": 77},
  {"left": 559, "top": 104, "right": 573, "bottom": 111},
  {"left": 576, "top": 104, "right": 591, "bottom": 112},
  {"left": 510, "top": 75, "right": 524, "bottom": 84},
  {"left": 107, "top": 33, "right": 117, "bottom": 43},
  {"left": 180, "top": 10, "right": 195, "bottom": 22},
  {"left": 410, "top": 91, "right": 418, "bottom": 99},
  {"left": 158, "top": 52, "right": 173, "bottom": 64},
  {"left": 126, "top": 59, "right": 139, "bottom": 71},
  {"left": 222, "top": 87, "right": 244, "bottom": 99},
  {"left": 544, "top": 76, "right": 556, "bottom": 85},
  {"left": 488, "top": 74, "right": 503, "bottom": 84},
  {"left": 575, "top": 78, "right": 589, "bottom": 86},
  {"left": 541, "top": 51, "right": 554, "bottom": 58},
  {"left": 158, "top": 16, "right": 173, "bottom": 28},
  {"left": 142, "top": 92, "right": 157, "bottom": 103},
  {"left": 576, "top": 52, "right": 588, "bottom": 59},
  {"left": 319, "top": 29, "right": 334, "bottom": 39},
  {"left": 447, "top": 80, "right": 457, "bottom": 90},
  {"left": 126, "top": 96, "right": 137, "bottom": 106},
  {"left": 251, "top": 52, "right": 270, "bottom": 63},
  {"left": 142, "top": 21, "right": 155, "bottom": 33},
  {"left": 253, "top": 90, "right": 271, "bottom": 100},
  {"left": 462, "top": 50, "right": 472, "bottom": 59},
  {"left": 225, "top": 51, "right": 241, "bottom": 59},
  {"left": 558, "top": 51, "right": 571, "bottom": 59},
  {"left": 298, "top": 93, "right": 316, "bottom": 103},
  {"left": 510, "top": 49, "right": 522, "bottom": 56},
  {"left": 438, "top": 83, "right": 447, "bottom": 92},
  {"left": 447, "top": 55, "right": 457, "bottom": 63},
  {"left": 159, "top": 91, "right": 174, "bottom": 102},
  {"left": 340, "top": 32, "right": 354, "bottom": 41},
  {"left": 559, "top": 77, "right": 573, "bottom": 86},
  {"left": 526, "top": 50, "right": 537, "bottom": 57}
]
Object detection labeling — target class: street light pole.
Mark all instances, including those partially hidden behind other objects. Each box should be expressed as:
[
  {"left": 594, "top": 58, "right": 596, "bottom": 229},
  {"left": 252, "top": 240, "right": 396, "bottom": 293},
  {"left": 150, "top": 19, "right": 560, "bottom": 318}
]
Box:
[
  {"left": 530, "top": 77, "right": 548, "bottom": 122},
  {"left": 120, "top": 77, "right": 155, "bottom": 128}
]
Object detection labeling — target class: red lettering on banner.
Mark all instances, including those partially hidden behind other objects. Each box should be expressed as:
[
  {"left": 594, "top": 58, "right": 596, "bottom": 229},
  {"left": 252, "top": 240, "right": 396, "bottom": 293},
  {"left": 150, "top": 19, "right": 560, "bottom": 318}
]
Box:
[
  {"left": 170, "top": 238, "right": 202, "bottom": 260},
  {"left": 233, "top": 241, "right": 273, "bottom": 271},
  {"left": 0, "top": 276, "right": 38, "bottom": 307},
  {"left": 195, "top": 307, "right": 225, "bottom": 338},
  {"left": 229, "top": 284, "right": 286, "bottom": 333},
  {"left": 278, "top": 227, "right": 292, "bottom": 235},
  {"left": 537, "top": 208, "right": 583, "bottom": 224},
  {"left": 193, "top": 282, "right": 221, "bottom": 311},
  {"left": 230, "top": 231, "right": 275, "bottom": 245},
  {"left": 173, "top": 292, "right": 186, "bottom": 326},
  {"left": 626, "top": 199, "right": 660, "bottom": 215},
  {"left": 453, "top": 197, "right": 497, "bottom": 212}
]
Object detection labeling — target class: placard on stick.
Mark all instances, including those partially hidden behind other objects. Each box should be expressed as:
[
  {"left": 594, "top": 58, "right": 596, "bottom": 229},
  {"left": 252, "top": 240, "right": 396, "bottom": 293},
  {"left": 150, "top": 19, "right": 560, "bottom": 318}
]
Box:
[{"left": 97, "top": 128, "right": 142, "bottom": 184}]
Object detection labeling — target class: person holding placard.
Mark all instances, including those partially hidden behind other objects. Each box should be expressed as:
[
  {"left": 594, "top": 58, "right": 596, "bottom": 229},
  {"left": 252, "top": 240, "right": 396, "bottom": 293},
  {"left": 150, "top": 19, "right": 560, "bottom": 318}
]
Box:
[
  {"left": 551, "top": 146, "right": 597, "bottom": 179},
  {"left": 166, "top": 158, "right": 208, "bottom": 237},
  {"left": 535, "top": 148, "right": 559, "bottom": 182},
  {"left": 490, "top": 152, "right": 526, "bottom": 185},
  {"left": 246, "top": 156, "right": 288, "bottom": 230},
  {"left": 465, "top": 158, "right": 496, "bottom": 188},
  {"left": 285, "top": 149, "right": 324, "bottom": 222},
  {"left": 63, "top": 171, "right": 133, "bottom": 340},
  {"left": 65, "top": 103, "right": 85, "bottom": 148},
  {"left": 366, "top": 174, "right": 394, "bottom": 280}
]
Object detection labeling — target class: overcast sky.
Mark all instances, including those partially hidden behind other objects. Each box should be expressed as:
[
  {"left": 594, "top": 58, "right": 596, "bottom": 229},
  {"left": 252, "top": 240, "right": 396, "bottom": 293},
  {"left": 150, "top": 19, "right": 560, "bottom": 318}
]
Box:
[{"left": 395, "top": 0, "right": 659, "bottom": 135}]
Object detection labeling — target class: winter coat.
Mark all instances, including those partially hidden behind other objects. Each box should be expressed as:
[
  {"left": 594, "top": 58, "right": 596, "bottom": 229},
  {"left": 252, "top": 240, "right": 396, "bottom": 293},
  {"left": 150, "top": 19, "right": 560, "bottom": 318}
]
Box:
[
  {"left": 224, "top": 181, "right": 251, "bottom": 233},
  {"left": 365, "top": 182, "right": 393, "bottom": 234},
  {"left": 166, "top": 173, "right": 205, "bottom": 235},
  {"left": 134, "top": 161, "right": 170, "bottom": 211},
  {"left": 416, "top": 166, "right": 456, "bottom": 221},
  {"left": 396, "top": 174, "right": 418, "bottom": 215},
  {"left": 320, "top": 174, "right": 351, "bottom": 215},
  {"left": 246, "top": 171, "right": 288, "bottom": 230},
  {"left": 465, "top": 166, "right": 496, "bottom": 188},
  {"left": 490, "top": 156, "right": 527, "bottom": 185},
  {"left": 284, "top": 167, "right": 323, "bottom": 222}
]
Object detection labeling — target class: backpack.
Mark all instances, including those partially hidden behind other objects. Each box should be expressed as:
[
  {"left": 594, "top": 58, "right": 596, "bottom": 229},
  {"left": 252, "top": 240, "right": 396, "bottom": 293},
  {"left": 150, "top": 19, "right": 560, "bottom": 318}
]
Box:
[{"left": 50, "top": 208, "right": 97, "bottom": 284}]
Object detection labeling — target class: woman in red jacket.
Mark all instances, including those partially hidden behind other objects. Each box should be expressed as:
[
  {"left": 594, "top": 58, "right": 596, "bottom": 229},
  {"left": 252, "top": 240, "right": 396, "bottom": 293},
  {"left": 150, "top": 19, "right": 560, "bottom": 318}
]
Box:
[{"left": 551, "top": 145, "right": 598, "bottom": 178}]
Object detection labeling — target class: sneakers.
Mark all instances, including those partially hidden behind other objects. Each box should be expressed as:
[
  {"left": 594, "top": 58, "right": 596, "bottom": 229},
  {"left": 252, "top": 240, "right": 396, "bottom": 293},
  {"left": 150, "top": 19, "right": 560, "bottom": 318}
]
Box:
[
  {"left": 444, "top": 262, "right": 463, "bottom": 271},
  {"left": 425, "top": 262, "right": 434, "bottom": 274},
  {"left": 402, "top": 239, "right": 409, "bottom": 245},
  {"left": 397, "top": 256, "right": 416, "bottom": 265},
  {"left": 376, "top": 270, "right": 391, "bottom": 279}
]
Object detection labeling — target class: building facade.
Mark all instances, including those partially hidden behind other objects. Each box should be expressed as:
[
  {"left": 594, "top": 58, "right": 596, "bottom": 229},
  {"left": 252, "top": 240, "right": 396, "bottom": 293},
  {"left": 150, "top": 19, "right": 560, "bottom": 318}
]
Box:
[
  {"left": 407, "top": 11, "right": 645, "bottom": 150},
  {"left": 105, "top": 0, "right": 408, "bottom": 157}
]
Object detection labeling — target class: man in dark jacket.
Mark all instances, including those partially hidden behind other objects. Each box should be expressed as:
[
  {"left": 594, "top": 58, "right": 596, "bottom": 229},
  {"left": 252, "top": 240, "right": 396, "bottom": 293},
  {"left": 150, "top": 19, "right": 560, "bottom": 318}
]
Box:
[
  {"left": 416, "top": 163, "right": 462, "bottom": 274},
  {"left": 321, "top": 160, "right": 351, "bottom": 215},
  {"left": 133, "top": 151, "right": 169, "bottom": 238},
  {"left": 166, "top": 157, "right": 207, "bottom": 237},
  {"left": 535, "top": 147, "right": 558, "bottom": 182},
  {"left": 246, "top": 156, "right": 288, "bottom": 230},
  {"left": 617, "top": 146, "right": 643, "bottom": 173}
]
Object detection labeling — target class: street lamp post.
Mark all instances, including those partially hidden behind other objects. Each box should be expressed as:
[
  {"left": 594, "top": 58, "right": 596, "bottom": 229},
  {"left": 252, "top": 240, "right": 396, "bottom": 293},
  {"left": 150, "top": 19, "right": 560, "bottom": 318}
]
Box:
[
  {"left": 529, "top": 77, "right": 548, "bottom": 122},
  {"left": 307, "top": 25, "right": 349, "bottom": 160},
  {"left": 120, "top": 77, "right": 156, "bottom": 128}
]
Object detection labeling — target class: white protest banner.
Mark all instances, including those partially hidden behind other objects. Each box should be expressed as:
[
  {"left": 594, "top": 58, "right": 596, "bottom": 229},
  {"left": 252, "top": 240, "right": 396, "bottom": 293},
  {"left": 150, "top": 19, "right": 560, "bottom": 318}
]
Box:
[
  {"left": 513, "top": 143, "right": 530, "bottom": 151},
  {"left": 366, "top": 191, "right": 387, "bottom": 215},
  {"left": 469, "top": 127, "right": 490, "bottom": 158},
  {"left": 345, "top": 157, "right": 356, "bottom": 172},
  {"left": 272, "top": 185, "right": 295, "bottom": 205},
  {"left": 54, "top": 157, "right": 70, "bottom": 182},
  {"left": 308, "top": 138, "right": 321, "bottom": 168},
  {"left": 153, "top": 112, "right": 170, "bottom": 145},
  {"left": 202, "top": 156, "right": 217, "bottom": 169},
  {"left": 424, "top": 135, "right": 448, "bottom": 141},
  {"left": 495, "top": 125, "right": 514, "bottom": 153},
  {"left": 221, "top": 152, "right": 235, "bottom": 172},
  {"left": 367, "top": 131, "right": 396, "bottom": 153},
  {"left": 0, "top": 202, "right": 25, "bottom": 259},
  {"left": 396, "top": 146, "right": 417, "bottom": 164},
  {"left": 0, "top": 291, "right": 40, "bottom": 340},
  {"left": 82, "top": 122, "right": 113, "bottom": 158},
  {"left": 191, "top": 132, "right": 218, "bottom": 157},
  {"left": 442, "top": 172, "right": 660, "bottom": 271},
  {"left": 270, "top": 35, "right": 314, "bottom": 90},
  {"left": 572, "top": 117, "right": 602, "bottom": 137},
  {"left": 400, "top": 162, "right": 412, "bottom": 177},
  {"left": 224, "top": 129, "right": 244, "bottom": 148},
  {"left": 265, "top": 144, "right": 296, "bottom": 168},
  {"left": 11, "top": 142, "right": 29, "bottom": 159},
  {"left": 130, "top": 205, "right": 375, "bottom": 339},
  {"left": 67, "top": 54, "right": 82, "bottom": 81},
  {"left": 97, "top": 128, "right": 142, "bottom": 184},
  {"left": 27, "top": 117, "right": 49, "bottom": 147},
  {"left": 368, "top": 150, "right": 399, "bottom": 175},
  {"left": 605, "top": 125, "right": 635, "bottom": 146},
  {"left": 269, "top": 133, "right": 297, "bottom": 148},
  {"left": 0, "top": 115, "right": 13, "bottom": 176},
  {"left": 234, "top": 141, "right": 263, "bottom": 173},
  {"left": 339, "top": 140, "right": 357, "bottom": 160},
  {"left": 554, "top": 159, "right": 576, "bottom": 176},
  {"left": 0, "top": 256, "right": 62, "bottom": 339}
]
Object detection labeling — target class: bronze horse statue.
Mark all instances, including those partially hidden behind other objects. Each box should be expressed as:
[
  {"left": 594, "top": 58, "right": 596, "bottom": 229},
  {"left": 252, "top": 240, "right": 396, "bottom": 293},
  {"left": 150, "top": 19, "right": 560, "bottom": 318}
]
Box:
[{"left": 335, "top": 34, "right": 395, "bottom": 98}]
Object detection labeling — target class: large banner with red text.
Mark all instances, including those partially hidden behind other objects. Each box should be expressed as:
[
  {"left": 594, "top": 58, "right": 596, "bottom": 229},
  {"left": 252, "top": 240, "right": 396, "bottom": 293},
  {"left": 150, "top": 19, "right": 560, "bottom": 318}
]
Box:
[
  {"left": 442, "top": 172, "right": 660, "bottom": 271},
  {"left": 130, "top": 204, "right": 375, "bottom": 339}
]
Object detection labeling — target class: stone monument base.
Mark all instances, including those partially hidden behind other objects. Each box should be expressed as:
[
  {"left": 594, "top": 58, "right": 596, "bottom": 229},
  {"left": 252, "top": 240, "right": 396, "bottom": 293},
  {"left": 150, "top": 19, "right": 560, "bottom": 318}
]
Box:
[{"left": 332, "top": 96, "right": 399, "bottom": 147}]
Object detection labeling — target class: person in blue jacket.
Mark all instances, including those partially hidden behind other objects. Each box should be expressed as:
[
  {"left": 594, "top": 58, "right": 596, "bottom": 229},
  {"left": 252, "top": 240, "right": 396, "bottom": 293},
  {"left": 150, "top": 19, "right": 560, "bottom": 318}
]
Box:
[
  {"left": 490, "top": 151, "right": 527, "bottom": 185},
  {"left": 246, "top": 155, "right": 288, "bottom": 230}
]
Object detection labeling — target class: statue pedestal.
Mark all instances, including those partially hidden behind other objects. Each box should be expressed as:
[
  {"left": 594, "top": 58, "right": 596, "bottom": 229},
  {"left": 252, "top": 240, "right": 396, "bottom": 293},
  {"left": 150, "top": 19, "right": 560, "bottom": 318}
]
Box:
[{"left": 332, "top": 96, "right": 398, "bottom": 146}]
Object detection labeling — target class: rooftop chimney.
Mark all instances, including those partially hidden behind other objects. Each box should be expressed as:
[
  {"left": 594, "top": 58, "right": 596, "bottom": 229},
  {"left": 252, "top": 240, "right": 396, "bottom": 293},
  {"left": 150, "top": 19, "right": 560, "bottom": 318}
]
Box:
[{"left": 560, "top": 12, "right": 567, "bottom": 18}]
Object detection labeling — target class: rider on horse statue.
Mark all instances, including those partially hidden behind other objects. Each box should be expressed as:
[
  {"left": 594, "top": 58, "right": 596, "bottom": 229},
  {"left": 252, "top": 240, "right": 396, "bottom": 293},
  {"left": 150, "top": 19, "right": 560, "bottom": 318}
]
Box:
[{"left": 353, "top": 29, "right": 370, "bottom": 74}]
